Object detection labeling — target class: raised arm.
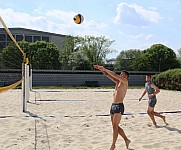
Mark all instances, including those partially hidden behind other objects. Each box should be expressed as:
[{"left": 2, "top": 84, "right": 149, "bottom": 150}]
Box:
[
  {"left": 94, "top": 65, "right": 118, "bottom": 83},
  {"left": 94, "top": 65, "right": 128, "bottom": 84},
  {"left": 105, "top": 69, "right": 128, "bottom": 84},
  {"left": 102, "top": 71, "right": 119, "bottom": 83}
]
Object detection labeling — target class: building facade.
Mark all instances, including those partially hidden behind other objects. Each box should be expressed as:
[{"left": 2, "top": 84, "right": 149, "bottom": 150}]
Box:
[{"left": 0, "top": 27, "right": 66, "bottom": 52}]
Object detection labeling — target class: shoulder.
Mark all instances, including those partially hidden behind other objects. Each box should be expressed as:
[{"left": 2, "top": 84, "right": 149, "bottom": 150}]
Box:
[
  {"left": 150, "top": 82, "right": 159, "bottom": 89},
  {"left": 150, "top": 82, "right": 156, "bottom": 87},
  {"left": 145, "top": 83, "right": 149, "bottom": 87},
  {"left": 121, "top": 78, "right": 128, "bottom": 85},
  {"left": 117, "top": 76, "right": 128, "bottom": 84},
  {"left": 121, "top": 80, "right": 128, "bottom": 87}
]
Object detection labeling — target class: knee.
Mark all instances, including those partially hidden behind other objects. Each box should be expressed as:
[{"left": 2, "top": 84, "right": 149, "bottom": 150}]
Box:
[
  {"left": 112, "top": 124, "right": 119, "bottom": 130},
  {"left": 147, "top": 110, "right": 152, "bottom": 115}
]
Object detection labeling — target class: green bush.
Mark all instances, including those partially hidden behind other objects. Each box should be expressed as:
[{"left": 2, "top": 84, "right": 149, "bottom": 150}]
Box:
[{"left": 152, "top": 68, "right": 181, "bottom": 91}]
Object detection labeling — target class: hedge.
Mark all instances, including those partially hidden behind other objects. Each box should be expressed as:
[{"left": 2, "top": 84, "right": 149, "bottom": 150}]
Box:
[{"left": 152, "top": 68, "right": 181, "bottom": 91}]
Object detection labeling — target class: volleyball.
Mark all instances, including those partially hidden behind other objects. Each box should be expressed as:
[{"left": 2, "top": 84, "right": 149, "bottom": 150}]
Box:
[{"left": 73, "top": 14, "right": 84, "bottom": 24}]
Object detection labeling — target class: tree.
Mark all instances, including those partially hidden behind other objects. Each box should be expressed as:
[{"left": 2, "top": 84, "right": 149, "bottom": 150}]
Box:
[
  {"left": 152, "top": 68, "right": 181, "bottom": 91},
  {"left": 134, "top": 50, "right": 153, "bottom": 71},
  {"left": 114, "top": 49, "right": 142, "bottom": 71},
  {"left": 59, "top": 35, "right": 83, "bottom": 70},
  {"left": 177, "top": 48, "right": 181, "bottom": 67},
  {"left": 1, "top": 41, "right": 60, "bottom": 70},
  {"left": 0, "top": 52, "right": 3, "bottom": 69},
  {"left": 60, "top": 35, "right": 115, "bottom": 70},
  {"left": 28, "top": 41, "right": 60, "bottom": 69},
  {"left": 1, "top": 41, "right": 29, "bottom": 69},
  {"left": 178, "top": 48, "right": 181, "bottom": 56},
  {"left": 134, "top": 44, "right": 180, "bottom": 71},
  {"left": 81, "top": 36, "right": 115, "bottom": 68},
  {"left": 68, "top": 51, "right": 92, "bottom": 70}
]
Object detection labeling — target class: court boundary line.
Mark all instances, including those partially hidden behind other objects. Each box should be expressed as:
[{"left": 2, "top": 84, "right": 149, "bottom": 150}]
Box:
[{"left": 0, "top": 110, "right": 180, "bottom": 119}]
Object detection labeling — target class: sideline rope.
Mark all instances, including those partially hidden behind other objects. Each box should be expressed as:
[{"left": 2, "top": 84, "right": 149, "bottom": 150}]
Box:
[
  {"left": 0, "top": 16, "right": 26, "bottom": 92},
  {"left": 0, "top": 78, "right": 23, "bottom": 93},
  {"left": 0, "top": 16, "right": 25, "bottom": 55}
]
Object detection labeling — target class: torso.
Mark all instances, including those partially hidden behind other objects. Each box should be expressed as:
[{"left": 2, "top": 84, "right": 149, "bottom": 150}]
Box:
[
  {"left": 145, "top": 82, "right": 156, "bottom": 99},
  {"left": 113, "top": 82, "right": 128, "bottom": 103}
]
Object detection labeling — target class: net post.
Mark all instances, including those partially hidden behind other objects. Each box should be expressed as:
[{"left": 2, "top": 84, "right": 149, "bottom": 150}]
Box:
[
  {"left": 26, "top": 60, "right": 30, "bottom": 103},
  {"left": 22, "top": 54, "right": 30, "bottom": 112},
  {"left": 22, "top": 61, "right": 26, "bottom": 112},
  {"left": 29, "top": 63, "right": 33, "bottom": 91}
]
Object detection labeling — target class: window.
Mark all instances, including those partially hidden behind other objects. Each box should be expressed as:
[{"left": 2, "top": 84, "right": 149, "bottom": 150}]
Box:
[
  {"left": 0, "top": 34, "right": 5, "bottom": 41},
  {"left": 0, "top": 42, "right": 6, "bottom": 50},
  {"left": 25, "top": 35, "right": 32, "bottom": 42},
  {"left": 7, "top": 34, "right": 15, "bottom": 41},
  {"left": 42, "top": 36, "right": 49, "bottom": 42},
  {"left": 16, "top": 35, "right": 23, "bottom": 41},
  {"left": 33, "top": 36, "right": 41, "bottom": 42}
]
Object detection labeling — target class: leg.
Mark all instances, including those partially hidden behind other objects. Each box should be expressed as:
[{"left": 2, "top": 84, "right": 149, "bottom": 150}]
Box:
[
  {"left": 110, "top": 113, "right": 121, "bottom": 150},
  {"left": 118, "top": 127, "right": 131, "bottom": 149},
  {"left": 153, "top": 111, "right": 168, "bottom": 125},
  {"left": 147, "top": 107, "right": 157, "bottom": 125},
  {"left": 111, "top": 114, "right": 130, "bottom": 149},
  {"left": 148, "top": 100, "right": 168, "bottom": 125}
]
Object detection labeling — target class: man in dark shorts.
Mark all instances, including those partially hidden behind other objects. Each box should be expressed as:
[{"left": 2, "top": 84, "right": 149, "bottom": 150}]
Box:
[
  {"left": 139, "top": 74, "right": 168, "bottom": 126},
  {"left": 110, "top": 103, "right": 124, "bottom": 115},
  {"left": 94, "top": 65, "right": 131, "bottom": 150}
]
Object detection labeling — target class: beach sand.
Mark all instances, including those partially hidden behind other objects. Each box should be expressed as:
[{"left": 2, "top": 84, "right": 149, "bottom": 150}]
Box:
[{"left": 0, "top": 89, "right": 181, "bottom": 150}]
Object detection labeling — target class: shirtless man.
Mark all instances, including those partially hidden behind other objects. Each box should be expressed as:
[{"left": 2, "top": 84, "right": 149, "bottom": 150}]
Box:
[
  {"left": 94, "top": 65, "right": 131, "bottom": 150},
  {"left": 139, "top": 74, "right": 168, "bottom": 126}
]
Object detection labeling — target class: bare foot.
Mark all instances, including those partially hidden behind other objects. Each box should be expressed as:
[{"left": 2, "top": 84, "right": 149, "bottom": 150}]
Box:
[
  {"left": 162, "top": 116, "right": 169, "bottom": 125},
  {"left": 125, "top": 139, "right": 131, "bottom": 149},
  {"left": 110, "top": 144, "right": 115, "bottom": 150},
  {"left": 153, "top": 122, "right": 157, "bottom": 126},
  {"left": 153, "top": 120, "right": 157, "bottom": 126}
]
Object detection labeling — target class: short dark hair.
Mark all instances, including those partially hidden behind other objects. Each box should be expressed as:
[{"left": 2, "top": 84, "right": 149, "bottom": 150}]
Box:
[
  {"left": 122, "top": 70, "right": 129, "bottom": 77},
  {"left": 146, "top": 74, "right": 151, "bottom": 77}
]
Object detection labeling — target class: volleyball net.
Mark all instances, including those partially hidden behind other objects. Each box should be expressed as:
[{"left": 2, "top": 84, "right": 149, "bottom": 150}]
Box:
[{"left": 0, "top": 16, "right": 32, "bottom": 112}]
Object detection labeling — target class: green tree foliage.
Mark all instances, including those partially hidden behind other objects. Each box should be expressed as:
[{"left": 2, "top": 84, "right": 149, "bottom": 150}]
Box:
[
  {"left": 1, "top": 41, "right": 29, "bottom": 69},
  {"left": 1, "top": 41, "right": 60, "bottom": 70},
  {"left": 177, "top": 48, "right": 181, "bottom": 67},
  {"left": 68, "top": 51, "right": 91, "bottom": 70},
  {"left": 28, "top": 41, "right": 60, "bottom": 69},
  {"left": 177, "top": 48, "right": 181, "bottom": 56},
  {"left": 60, "top": 35, "right": 83, "bottom": 70},
  {"left": 81, "top": 36, "right": 115, "bottom": 67},
  {"left": 60, "top": 35, "right": 114, "bottom": 70},
  {"left": 0, "top": 53, "right": 3, "bottom": 69},
  {"left": 152, "top": 68, "right": 181, "bottom": 91},
  {"left": 134, "top": 44, "right": 180, "bottom": 71},
  {"left": 114, "top": 49, "right": 142, "bottom": 71}
]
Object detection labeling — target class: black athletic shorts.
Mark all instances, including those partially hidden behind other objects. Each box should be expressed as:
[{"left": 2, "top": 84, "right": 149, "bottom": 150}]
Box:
[
  {"left": 110, "top": 103, "right": 124, "bottom": 115},
  {"left": 148, "top": 98, "right": 157, "bottom": 107}
]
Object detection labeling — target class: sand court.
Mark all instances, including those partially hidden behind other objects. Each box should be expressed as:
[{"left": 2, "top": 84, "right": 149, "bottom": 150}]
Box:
[{"left": 0, "top": 89, "right": 181, "bottom": 150}]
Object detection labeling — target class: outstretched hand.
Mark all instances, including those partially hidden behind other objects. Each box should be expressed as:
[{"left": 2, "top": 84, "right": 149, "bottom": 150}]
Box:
[{"left": 93, "top": 65, "right": 106, "bottom": 72}]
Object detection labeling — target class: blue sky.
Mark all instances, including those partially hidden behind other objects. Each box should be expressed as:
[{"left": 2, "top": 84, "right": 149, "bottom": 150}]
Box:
[{"left": 0, "top": 0, "right": 181, "bottom": 58}]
